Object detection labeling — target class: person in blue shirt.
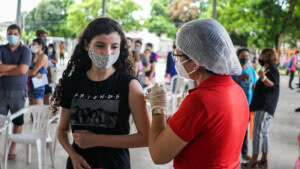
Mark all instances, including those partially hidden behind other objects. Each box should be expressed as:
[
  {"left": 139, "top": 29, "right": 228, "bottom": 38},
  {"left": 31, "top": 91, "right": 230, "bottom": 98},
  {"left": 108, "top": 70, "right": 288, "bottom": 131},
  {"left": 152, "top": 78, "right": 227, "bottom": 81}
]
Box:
[
  {"left": 232, "top": 48, "right": 257, "bottom": 161},
  {"left": 165, "top": 42, "right": 178, "bottom": 79}
]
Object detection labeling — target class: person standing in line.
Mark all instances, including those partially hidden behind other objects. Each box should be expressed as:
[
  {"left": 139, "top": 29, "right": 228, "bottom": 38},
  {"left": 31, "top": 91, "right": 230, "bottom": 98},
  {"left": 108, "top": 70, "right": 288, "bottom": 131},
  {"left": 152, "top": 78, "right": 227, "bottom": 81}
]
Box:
[
  {"left": 0, "top": 24, "right": 32, "bottom": 160},
  {"left": 126, "top": 37, "right": 133, "bottom": 54},
  {"left": 242, "top": 48, "right": 280, "bottom": 168},
  {"left": 133, "top": 40, "right": 150, "bottom": 87},
  {"left": 36, "top": 29, "right": 53, "bottom": 104},
  {"left": 48, "top": 44, "right": 58, "bottom": 68},
  {"left": 36, "top": 29, "right": 48, "bottom": 55},
  {"left": 145, "top": 43, "right": 158, "bottom": 83},
  {"left": 132, "top": 40, "right": 142, "bottom": 76},
  {"left": 51, "top": 17, "right": 150, "bottom": 169},
  {"left": 144, "top": 48, "right": 156, "bottom": 86},
  {"left": 232, "top": 48, "right": 257, "bottom": 162},
  {"left": 165, "top": 42, "right": 178, "bottom": 83},
  {"left": 28, "top": 38, "right": 48, "bottom": 105},
  {"left": 59, "top": 41, "right": 65, "bottom": 65},
  {"left": 43, "top": 43, "right": 58, "bottom": 105},
  {"left": 288, "top": 51, "right": 299, "bottom": 89}
]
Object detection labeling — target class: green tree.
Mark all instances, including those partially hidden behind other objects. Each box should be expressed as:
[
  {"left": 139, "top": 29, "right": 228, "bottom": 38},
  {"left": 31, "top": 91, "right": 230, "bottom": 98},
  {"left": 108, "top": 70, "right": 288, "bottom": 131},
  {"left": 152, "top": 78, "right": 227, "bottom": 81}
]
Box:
[
  {"left": 145, "top": 0, "right": 177, "bottom": 38},
  {"left": 21, "top": 30, "right": 36, "bottom": 45},
  {"left": 25, "top": 0, "right": 75, "bottom": 38},
  {"left": 67, "top": 0, "right": 142, "bottom": 36},
  {"left": 215, "top": 0, "right": 300, "bottom": 53}
]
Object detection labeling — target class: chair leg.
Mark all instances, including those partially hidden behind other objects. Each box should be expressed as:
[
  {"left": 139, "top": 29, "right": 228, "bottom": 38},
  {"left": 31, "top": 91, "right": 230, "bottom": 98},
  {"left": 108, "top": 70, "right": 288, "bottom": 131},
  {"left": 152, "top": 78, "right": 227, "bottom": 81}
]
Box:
[
  {"left": 3, "top": 140, "right": 11, "bottom": 169},
  {"left": 53, "top": 128, "right": 58, "bottom": 157},
  {"left": 48, "top": 142, "right": 54, "bottom": 168},
  {"left": 26, "top": 144, "right": 31, "bottom": 164},
  {"left": 36, "top": 140, "right": 44, "bottom": 169}
]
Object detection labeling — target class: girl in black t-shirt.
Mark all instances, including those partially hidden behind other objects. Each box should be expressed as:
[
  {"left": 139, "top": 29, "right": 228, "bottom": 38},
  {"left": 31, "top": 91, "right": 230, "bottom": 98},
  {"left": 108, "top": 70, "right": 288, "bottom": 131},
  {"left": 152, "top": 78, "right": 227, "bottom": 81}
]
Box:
[{"left": 51, "top": 18, "right": 150, "bottom": 169}]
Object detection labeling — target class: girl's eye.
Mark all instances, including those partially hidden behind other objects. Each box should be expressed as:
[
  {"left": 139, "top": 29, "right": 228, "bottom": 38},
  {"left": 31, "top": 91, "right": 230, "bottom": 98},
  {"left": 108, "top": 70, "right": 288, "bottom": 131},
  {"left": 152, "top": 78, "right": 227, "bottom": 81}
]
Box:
[
  {"left": 96, "top": 45, "right": 104, "bottom": 48},
  {"left": 112, "top": 46, "right": 119, "bottom": 49}
]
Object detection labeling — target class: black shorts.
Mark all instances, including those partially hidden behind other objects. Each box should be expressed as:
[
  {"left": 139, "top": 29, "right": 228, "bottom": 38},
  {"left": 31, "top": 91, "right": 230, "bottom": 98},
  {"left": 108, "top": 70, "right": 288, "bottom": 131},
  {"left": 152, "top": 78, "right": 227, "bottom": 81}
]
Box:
[
  {"left": 0, "top": 90, "right": 26, "bottom": 125},
  {"left": 44, "top": 84, "right": 52, "bottom": 94}
]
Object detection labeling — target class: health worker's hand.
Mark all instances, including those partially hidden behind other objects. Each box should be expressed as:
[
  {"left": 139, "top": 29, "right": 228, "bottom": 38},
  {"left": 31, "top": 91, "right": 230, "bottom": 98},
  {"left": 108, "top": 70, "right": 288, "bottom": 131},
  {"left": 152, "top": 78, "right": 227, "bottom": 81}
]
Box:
[{"left": 147, "top": 83, "right": 167, "bottom": 111}]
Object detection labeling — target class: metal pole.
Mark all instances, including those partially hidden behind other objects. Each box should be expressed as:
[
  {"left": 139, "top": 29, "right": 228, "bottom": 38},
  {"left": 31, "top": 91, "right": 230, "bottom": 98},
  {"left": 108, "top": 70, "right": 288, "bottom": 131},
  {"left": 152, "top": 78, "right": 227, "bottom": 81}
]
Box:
[
  {"left": 212, "top": 0, "right": 217, "bottom": 19},
  {"left": 102, "top": 0, "right": 106, "bottom": 17},
  {"left": 16, "top": 0, "right": 22, "bottom": 26}
]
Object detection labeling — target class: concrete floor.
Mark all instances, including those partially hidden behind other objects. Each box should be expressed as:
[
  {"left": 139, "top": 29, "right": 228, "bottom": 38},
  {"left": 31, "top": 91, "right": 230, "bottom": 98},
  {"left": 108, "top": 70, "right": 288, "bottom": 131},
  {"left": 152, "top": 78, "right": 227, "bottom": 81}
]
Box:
[{"left": 0, "top": 61, "right": 299, "bottom": 169}]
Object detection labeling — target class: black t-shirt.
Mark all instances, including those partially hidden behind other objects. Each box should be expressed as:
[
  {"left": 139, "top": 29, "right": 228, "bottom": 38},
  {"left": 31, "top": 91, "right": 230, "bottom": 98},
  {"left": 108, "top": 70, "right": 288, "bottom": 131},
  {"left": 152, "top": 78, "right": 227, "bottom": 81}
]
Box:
[
  {"left": 250, "top": 64, "right": 280, "bottom": 116},
  {"left": 60, "top": 71, "right": 136, "bottom": 169}
]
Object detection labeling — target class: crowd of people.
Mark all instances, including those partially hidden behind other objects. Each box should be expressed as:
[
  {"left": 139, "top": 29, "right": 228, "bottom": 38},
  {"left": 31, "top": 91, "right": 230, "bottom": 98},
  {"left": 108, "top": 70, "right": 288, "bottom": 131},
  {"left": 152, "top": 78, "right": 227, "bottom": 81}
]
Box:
[
  {"left": 0, "top": 24, "right": 65, "bottom": 160},
  {"left": 0, "top": 17, "right": 296, "bottom": 169}
]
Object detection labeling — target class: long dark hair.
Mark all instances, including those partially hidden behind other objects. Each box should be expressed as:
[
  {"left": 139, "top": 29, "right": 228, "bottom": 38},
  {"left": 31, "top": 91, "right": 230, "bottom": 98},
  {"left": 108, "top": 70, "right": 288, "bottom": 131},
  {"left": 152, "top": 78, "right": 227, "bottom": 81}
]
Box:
[{"left": 50, "top": 17, "right": 134, "bottom": 114}]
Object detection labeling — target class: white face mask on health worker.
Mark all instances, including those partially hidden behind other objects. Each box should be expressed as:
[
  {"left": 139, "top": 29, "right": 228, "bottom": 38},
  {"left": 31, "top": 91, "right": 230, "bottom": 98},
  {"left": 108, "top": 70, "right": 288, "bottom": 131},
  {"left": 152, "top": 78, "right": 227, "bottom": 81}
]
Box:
[{"left": 175, "top": 59, "right": 197, "bottom": 80}]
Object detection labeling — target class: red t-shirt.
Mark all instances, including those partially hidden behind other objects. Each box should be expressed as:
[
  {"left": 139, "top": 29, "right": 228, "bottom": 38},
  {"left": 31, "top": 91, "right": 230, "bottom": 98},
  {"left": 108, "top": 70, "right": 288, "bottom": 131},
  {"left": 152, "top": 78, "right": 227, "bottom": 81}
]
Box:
[{"left": 169, "top": 75, "right": 249, "bottom": 169}]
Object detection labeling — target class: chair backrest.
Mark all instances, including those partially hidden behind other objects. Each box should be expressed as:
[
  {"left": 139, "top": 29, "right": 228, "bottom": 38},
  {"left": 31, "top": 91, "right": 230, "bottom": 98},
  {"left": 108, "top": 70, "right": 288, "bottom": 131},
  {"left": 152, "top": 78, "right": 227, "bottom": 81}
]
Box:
[
  {"left": 170, "top": 75, "right": 185, "bottom": 94},
  {"left": 29, "top": 105, "right": 51, "bottom": 135},
  {"left": 0, "top": 115, "right": 9, "bottom": 132}
]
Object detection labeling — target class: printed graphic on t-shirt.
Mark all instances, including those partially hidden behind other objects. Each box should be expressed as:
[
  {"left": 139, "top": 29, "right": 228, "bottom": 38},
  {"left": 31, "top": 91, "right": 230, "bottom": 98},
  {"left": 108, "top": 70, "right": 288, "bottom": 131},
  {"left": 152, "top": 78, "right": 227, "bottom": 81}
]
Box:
[{"left": 70, "top": 93, "right": 120, "bottom": 128}]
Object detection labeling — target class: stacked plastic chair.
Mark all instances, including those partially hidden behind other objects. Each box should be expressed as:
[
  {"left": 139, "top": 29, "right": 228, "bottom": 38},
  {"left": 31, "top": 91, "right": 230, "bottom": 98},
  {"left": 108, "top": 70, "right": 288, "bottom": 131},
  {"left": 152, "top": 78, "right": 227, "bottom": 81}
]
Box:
[{"left": 2, "top": 105, "right": 59, "bottom": 169}]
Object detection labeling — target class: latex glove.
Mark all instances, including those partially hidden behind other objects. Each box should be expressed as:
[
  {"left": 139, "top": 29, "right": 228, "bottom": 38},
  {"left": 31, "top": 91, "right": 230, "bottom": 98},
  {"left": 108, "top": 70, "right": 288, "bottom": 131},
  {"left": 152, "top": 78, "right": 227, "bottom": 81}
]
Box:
[{"left": 148, "top": 83, "right": 167, "bottom": 111}]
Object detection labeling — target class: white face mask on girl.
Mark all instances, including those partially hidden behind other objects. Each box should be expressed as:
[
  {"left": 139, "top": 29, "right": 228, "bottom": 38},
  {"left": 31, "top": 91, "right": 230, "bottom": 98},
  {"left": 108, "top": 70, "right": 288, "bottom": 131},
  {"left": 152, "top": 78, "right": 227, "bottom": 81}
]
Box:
[
  {"left": 175, "top": 59, "right": 197, "bottom": 79},
  {"left": 88, "top": 48, "right": 120, "bottom": 69},
  {"left": 31, "top": 45, "right": 38, "bottom": 53}
]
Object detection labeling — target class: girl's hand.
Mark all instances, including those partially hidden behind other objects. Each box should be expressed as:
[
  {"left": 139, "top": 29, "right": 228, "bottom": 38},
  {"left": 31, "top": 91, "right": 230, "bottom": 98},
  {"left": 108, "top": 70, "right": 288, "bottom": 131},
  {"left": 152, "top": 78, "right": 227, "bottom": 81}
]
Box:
[
  {"left": 73, "top": 130, "right": 96, "bottom": 149},
  {"left": 70, "top": 152, "right": 91, "bottom": 169}
]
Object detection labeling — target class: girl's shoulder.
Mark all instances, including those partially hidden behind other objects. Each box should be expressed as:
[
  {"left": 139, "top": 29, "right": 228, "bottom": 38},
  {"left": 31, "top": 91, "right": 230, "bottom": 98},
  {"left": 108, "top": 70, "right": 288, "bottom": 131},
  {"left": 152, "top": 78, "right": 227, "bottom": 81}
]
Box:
[{"left": 115, "top": 71, "right": 137, "bottom": 83}]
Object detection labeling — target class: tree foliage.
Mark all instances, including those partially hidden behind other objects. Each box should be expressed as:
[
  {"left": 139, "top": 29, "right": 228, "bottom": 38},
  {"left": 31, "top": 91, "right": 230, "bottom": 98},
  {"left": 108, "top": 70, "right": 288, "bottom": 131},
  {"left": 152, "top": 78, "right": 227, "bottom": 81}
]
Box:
[
  {"left": 145, "top": 0, "right": 177, "bottom": 38},
  {"left": 146, "top": 0, "right": 209, "bottom": 38},
  {"left": 25, "top": 0, "right": 75, "bottom": 38},
  {"left": 215, "top": 0, "right": 300, "bottom": 52},
  {"left": 169, "top": 0, "right": 200, "bottom": 22},
  {"left": 67, "top": 0, "right": 142, "bottom": 36}
]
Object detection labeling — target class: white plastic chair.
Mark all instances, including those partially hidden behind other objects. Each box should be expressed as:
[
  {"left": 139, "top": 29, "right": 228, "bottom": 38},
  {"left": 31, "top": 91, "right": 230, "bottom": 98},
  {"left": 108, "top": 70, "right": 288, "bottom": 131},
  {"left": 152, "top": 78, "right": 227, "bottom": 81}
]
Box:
[
  {"left": 167, "top": 75, "right": 185, "bottom": 114},
  {"left": 0, "top": 115, "right": 9, "bottom": 133},
  {"left": 3, "top": 105, "right": 59, "bottom": 169},
  {"left": 0, "top": 115, "right": 9, "bottom": 169}
]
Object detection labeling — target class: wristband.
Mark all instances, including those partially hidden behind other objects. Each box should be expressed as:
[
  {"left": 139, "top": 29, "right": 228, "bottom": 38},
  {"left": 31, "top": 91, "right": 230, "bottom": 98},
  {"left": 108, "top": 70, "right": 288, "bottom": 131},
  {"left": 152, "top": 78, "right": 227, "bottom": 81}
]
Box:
[{"left": 152, "top": 107, "right": 166, "bottom": 115}]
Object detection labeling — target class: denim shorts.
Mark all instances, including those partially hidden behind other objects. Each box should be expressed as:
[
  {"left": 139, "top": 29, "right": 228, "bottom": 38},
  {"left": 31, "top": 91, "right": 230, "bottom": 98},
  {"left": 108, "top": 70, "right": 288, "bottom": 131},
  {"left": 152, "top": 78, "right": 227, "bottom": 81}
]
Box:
[
  {"left": 29, "top": 85, "right": 45, "bottom": 100},
  {"left": 0, "top": 90, "right": 26, "bottom": 125}
]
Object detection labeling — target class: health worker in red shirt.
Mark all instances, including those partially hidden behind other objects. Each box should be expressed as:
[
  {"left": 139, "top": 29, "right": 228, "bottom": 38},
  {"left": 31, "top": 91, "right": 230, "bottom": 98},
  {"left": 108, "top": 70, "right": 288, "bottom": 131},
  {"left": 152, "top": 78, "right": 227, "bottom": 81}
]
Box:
[{"left": 147, "top": 18, "right": 249, "bottom": 169}]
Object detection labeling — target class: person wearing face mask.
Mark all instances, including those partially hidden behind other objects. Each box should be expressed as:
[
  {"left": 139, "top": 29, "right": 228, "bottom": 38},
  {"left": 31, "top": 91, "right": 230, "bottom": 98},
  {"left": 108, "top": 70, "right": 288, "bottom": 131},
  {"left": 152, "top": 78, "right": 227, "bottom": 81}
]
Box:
[
  {"left": 133, "top": 40, "right": 150, "bottom": 88},
  {"left": 35, "top": 29, "right": 54, "bottom": 105},
  {"left": 165, "top": 41, "right": 178, "bottom": 82},
  {"left": 51, "top": 18, "right": 150, "bottom": 169},
  {"left": 28, "top": 38, "right": 48, "bottom": 105},
  {"left": 145, "top": 43, "right": 158, "bottom": 83},
  {"left": 242, "top": 48, "right": 280, "bottom": 168},
  {"left": 48, "top": 44, "right": 58, "bottom": 67},
  {"left": 0, "top": 24, "right": 32, "bottom": 160},
  {"left": 232, "top": 48, "right": 257, "bottom": 162},
  {"left": 36, "top": 29, "right": 48, "bottom": 55},
  {"left": 146, "top": 19, "right": 248, "bottom": 169}
]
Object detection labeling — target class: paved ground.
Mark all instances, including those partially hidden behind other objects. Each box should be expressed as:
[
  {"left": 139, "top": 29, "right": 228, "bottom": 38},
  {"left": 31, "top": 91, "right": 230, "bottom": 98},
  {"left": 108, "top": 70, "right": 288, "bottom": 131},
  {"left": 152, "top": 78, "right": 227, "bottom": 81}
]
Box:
[{"left": 1, "top": 60, "right": 300, "bottom": 169}]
